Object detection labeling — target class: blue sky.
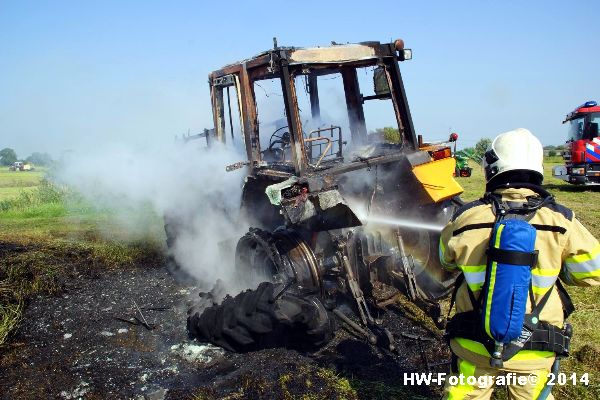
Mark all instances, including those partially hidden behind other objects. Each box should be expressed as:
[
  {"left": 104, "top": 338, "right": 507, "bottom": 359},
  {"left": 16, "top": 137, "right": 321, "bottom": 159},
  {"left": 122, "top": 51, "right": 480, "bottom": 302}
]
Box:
[{"left": 1, "top": 0, "right": 599, "bottom": 157}]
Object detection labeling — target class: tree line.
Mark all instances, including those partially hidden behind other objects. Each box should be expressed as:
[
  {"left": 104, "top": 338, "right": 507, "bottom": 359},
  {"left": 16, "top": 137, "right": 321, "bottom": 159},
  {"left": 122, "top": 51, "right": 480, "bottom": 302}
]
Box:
[
  {"left": 448, "top": 140, "right": 564, "bottom": 159},
  {"left": 372, "top": 128, "right": 565, "bottom": 160},
  {"left": 0, "top": 148, "right": 53, "bottom": 166}
]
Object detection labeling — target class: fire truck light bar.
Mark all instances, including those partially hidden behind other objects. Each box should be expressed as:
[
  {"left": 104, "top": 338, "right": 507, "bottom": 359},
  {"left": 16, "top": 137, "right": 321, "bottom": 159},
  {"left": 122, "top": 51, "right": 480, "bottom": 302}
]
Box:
[{"left": 584, "top": 101, "right": 597, "bottom": 107}]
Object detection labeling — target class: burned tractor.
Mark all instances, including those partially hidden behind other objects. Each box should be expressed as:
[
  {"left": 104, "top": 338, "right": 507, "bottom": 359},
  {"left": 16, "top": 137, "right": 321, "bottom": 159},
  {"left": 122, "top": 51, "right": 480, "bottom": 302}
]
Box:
[{"left": 186, "top": 39, "right": 464, "bottom": 352}]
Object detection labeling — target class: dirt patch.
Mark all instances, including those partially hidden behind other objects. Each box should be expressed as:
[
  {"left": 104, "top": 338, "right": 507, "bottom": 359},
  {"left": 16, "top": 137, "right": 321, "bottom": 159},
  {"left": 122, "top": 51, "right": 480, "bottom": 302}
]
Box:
[
  {"left": 1, "top": 263, "right": 450, "bottom": 399},
  {"left": 575, "top": 344, "right": 600, "bottom": 371}
]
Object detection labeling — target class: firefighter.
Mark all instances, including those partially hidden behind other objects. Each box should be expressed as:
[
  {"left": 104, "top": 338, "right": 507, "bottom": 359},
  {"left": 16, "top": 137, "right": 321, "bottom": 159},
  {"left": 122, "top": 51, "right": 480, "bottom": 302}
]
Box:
[{"left": 439, "top": 128, "right": 600, "bottom": 399}]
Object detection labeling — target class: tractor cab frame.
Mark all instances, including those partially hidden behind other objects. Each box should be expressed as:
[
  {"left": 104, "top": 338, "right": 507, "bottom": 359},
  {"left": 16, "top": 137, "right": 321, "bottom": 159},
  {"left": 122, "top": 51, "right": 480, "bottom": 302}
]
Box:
[
  {"left": 209, "top": 40, "right": 417, "bottom": 177},
  {"left": 183, "top": 40, "right": 465, "bottom": 347}
]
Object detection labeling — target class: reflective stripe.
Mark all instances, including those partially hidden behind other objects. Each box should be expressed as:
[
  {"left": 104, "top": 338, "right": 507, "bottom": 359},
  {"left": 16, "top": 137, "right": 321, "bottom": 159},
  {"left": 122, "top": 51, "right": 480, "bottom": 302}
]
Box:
[
  {"left": 484, "top": 261, "right": 497, "bottom": 337},
  {"left": 571, "top": 269, "right": 600, "bottom": 279},
  {"left": 484, "top": 224, "right": 504, "bottom": 337},
  {"left": 531, "top": 268, "right": 561, "bottom": 296},
  {"left": 464, "top": 271, "right": 485, "bottom": 283},
  {"left": 565, "top": 255, "right": 600, "bottom": 274},
  {"left": 494, "top": 225, "right": 504, "bottom": 248},
  {"left": 532, "top": 268, "right": 561, "bottom": 277},
  {"left": 459, "top": 265, "right": 486, "bottom": 292},
  {"left": 447, "top": 359, "right": 476, "bottom": 400},
  {"left": 532, "top": 368, "right": 549, "bottom": 399},
  {"left": 531, "top": 274, "right": 557, "bottom": 289},
  {"left": 454, "top": 338, "right": 554, "bottom": 361},
  {"left": 532, "top": 286, "right": 551, "bottom": 296},
  {"left": 565, "top": 243, "right": 600, "bottom": 264},
  {"left": 439, "top": 240, "right": 456, "bottom": 269},
  {"left": 531, "top": 269, "right": 560, "bottom": 295},
  {"left": 564, "top": 242, "right": 600, "bottom": 282},
  {"left": 462, "top": 265, "right": 487, "bottom": 273}
]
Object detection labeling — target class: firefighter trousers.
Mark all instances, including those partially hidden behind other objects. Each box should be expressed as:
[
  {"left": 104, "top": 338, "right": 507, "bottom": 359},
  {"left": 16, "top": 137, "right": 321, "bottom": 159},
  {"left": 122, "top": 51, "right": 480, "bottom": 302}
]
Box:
[{"left": 442, "top": 356, "right": 554, "bottom": 400}]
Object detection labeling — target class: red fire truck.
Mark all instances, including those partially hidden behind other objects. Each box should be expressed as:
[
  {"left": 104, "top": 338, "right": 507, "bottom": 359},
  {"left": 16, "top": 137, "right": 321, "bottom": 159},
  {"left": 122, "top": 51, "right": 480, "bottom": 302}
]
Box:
[{"left": 553, "top": 100, "right": 600, "bottom": 185}]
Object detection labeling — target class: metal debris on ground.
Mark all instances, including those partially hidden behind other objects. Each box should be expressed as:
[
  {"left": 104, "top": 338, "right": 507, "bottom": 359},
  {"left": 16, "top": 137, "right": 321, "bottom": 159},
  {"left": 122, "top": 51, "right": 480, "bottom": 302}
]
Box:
[{"left": 114, "top": 301, "right": 161, "bottom": 330}]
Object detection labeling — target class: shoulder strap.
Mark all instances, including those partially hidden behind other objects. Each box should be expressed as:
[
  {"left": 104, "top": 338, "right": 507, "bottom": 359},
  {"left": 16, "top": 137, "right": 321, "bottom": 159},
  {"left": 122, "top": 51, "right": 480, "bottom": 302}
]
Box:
[
  {"left": 447, "top": 273, "right": 480, "bottom": 318},
  {"left": 447, "top": 273, "right": 463, "bottom": 318},
  {"left": 527, "top": 274, "right": 572, "bottom": 326},
  {"left": 555, "top": 279, "right": 575, "bottom": 319},
  {"left": 485, "top": 183, "right": 555, "bottom": 214},
  {"left": 529, "top": 282, "right": 554, "bottom": 318}
]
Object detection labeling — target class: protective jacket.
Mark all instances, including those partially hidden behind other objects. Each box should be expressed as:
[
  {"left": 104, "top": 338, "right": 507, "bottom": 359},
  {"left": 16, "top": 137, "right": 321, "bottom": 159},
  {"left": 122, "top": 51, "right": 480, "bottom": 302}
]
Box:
[{"left": 439, "top": 187, "right": 600, "bottom": 372}]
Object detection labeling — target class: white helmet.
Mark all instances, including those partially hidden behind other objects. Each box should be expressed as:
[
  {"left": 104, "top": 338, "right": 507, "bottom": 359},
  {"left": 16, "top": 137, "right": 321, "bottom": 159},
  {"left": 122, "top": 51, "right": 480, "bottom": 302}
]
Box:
[{"left": 483, "top": 128, "right": 544, "bottom": 182}]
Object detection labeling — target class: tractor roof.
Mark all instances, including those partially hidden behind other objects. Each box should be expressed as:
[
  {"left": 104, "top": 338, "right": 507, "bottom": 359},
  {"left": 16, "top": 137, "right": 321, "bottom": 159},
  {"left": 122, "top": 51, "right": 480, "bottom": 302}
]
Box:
[{"left": 210, "top": 40, "right": 405, "bottom": 79}]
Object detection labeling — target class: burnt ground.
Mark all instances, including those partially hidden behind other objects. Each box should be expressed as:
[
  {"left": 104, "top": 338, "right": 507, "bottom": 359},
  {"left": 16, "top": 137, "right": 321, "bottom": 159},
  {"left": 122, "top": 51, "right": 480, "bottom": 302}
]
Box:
[{"left": 0, "top": 262, "right": 451, "bottom": 400}]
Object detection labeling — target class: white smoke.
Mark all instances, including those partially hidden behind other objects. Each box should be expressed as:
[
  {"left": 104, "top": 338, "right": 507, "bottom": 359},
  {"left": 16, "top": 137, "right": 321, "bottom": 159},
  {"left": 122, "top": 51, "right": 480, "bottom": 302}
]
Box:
[{"left": 53, "top": 140, "right": 261, "bottom": 293}]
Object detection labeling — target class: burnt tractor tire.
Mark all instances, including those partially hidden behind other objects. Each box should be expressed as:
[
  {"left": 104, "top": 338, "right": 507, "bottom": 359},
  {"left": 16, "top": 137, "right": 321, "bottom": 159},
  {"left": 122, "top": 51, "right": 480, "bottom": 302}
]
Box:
[{"left": 187, "top": 282, "right": 333, "bottom": 352}]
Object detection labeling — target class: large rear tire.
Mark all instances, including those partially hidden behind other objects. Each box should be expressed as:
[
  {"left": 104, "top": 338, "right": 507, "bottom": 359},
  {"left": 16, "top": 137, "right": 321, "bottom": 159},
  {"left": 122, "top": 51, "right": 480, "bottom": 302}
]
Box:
[{"left": 187, "top": 282, "right": 333, "bottom": 352}]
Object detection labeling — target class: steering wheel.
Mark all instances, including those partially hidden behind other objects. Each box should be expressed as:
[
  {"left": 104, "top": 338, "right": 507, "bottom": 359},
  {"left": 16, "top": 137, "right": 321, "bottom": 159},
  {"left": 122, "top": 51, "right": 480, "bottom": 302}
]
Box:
[{"left": 269, "top": 126, "right": 291, "bottom": 151}]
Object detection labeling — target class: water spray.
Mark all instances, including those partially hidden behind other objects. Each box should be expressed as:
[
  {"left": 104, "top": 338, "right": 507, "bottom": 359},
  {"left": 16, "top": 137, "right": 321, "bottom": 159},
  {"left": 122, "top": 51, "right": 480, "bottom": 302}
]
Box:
[{"left": 361, "top": 215, "right": 444, "bottom": 232}]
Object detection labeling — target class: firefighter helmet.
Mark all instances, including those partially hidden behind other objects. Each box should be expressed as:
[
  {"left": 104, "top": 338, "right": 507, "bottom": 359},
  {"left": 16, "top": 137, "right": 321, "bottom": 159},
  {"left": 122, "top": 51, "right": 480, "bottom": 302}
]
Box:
[{"left": 483, "top": 128, "right": 544, "bottom": 183}]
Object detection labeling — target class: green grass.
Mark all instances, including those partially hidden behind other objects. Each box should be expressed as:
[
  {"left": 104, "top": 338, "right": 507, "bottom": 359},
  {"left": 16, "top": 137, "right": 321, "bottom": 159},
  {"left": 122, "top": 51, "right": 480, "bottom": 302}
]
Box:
[
  {"left": 0, "top": 167, "right": 46, "bottom": 186},
  {"left": 0, "top": 168, "right": 47, "bottom": 201},
  {"left": 0, "top": 186, "right": 37, "bottom": 202},
  {"left": 0, "top": 174, "right": 165, "bottom": 348},
  {"left": 192, "top": 365, "right": 360, "bottom": 400}
]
